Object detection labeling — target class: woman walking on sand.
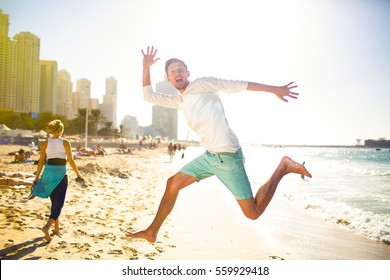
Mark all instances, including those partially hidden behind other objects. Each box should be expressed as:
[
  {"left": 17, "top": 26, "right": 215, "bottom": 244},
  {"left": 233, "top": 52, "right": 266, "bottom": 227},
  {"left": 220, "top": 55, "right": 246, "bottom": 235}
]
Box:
[{"left": 32, "top": 119, "right": 85, "bottom": 242}]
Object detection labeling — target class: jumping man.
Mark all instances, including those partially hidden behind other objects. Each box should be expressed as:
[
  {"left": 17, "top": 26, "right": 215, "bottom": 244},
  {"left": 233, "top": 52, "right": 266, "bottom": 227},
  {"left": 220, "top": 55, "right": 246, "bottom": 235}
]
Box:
[{"left": 126, "top": 46, "right": 312, "bottom": 243}]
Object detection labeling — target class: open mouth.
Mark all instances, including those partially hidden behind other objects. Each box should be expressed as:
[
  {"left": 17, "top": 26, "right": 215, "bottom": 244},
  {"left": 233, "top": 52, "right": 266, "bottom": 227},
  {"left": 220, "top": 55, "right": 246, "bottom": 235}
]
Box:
[{"left": 175, "top": 77, "right": 183, "bottom": 83}]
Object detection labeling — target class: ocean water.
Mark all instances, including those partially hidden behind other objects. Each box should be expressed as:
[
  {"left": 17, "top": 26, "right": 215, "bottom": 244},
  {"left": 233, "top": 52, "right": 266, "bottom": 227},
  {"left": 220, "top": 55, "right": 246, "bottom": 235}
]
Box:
[{"left": 240, "top": 145, "right": 390, "bottom": 245}]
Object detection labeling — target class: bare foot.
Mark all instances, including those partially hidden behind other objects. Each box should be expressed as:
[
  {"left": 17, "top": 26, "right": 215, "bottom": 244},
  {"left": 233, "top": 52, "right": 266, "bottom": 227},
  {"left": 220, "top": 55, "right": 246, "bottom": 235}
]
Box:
[
  {"left": 41, "top": 226, "right": 52, "bottom": 243},
  {"left": 126, "top": 230, "right": 157, "bottom": 243},
  {"left": 53, "top": 229, "right": 60, "bottom": 235},
  {"left": 282, "top": 156, "right": 312, "bottom": 178}
]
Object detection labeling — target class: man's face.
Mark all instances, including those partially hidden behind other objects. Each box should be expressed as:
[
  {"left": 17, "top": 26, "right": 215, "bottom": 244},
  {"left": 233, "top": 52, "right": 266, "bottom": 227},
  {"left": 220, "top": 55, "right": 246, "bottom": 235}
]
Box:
[{"left": 167, "top": 62, "right": 190, "bottom": 92}]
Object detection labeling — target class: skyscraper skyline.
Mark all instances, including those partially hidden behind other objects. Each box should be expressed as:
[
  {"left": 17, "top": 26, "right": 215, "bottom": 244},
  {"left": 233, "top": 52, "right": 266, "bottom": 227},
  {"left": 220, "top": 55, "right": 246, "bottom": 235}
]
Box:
[{"left": 1, "top": 9, "right": 122, "bottom": 132}]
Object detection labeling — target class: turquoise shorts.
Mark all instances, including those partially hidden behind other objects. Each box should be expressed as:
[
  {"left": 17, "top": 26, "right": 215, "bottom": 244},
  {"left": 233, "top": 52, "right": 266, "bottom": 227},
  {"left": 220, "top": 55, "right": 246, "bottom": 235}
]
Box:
[{"left": 180, "top": 148, "right": 253, "bottom": 200}]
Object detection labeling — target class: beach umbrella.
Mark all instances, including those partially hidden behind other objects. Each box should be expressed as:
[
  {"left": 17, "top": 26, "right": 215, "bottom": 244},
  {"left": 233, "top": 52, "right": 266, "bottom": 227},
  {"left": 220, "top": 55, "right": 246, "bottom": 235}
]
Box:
[{"left": 0, "top": 124, "right": 11, "bottom": 131}]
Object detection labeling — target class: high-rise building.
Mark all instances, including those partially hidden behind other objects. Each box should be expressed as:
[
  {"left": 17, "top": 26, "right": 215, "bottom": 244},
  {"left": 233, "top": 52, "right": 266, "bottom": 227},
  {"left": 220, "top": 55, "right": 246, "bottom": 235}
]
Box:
[
  {"left": 121, "top": 114, "right": 139, "bottom": 138},
  {"left": 0, "top": 10, "right": 16, "bottom": 111},
  {"left": 153, "top": 80, "right": 178, "bottom": 140},
  {"left": 0, "top": 9, "right": 9, "bottom": 37},
  {"left": 90, "top": 98, "right": 99, "bottom": 109},
  {"left": 57, "top": 70, "right": 73, "bottom": 119},
  {"left": 1, "top": 11, "right": 40, "bottom": 116},
  {"left": 100, "top": 76, "right": 117, "bottom": 127},
  {"left": 75, "top": 78, "right": 91, "bottom": 109},
  {"left": 39, "top": 60, "right": 58, "bottom": 113},
  {"left": 70, "top": 79, "right": 91, "bottom": 117},
  {"left": 12, "top": 32, "right": 40, "bottom": 116}
]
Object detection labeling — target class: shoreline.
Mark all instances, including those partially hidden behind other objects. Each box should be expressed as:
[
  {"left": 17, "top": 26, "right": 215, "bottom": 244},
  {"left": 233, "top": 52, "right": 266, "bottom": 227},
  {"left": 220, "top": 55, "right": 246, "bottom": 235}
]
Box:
[{"left": 157, "top": 174, "right": 390, "bottom": 260}]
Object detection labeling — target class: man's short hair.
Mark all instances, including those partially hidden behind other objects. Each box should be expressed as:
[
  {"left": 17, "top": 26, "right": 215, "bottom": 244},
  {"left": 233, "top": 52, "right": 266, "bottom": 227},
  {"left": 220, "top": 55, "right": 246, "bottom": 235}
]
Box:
[{"left": 165, "top": 58, "right": 187, "bottom": 75}]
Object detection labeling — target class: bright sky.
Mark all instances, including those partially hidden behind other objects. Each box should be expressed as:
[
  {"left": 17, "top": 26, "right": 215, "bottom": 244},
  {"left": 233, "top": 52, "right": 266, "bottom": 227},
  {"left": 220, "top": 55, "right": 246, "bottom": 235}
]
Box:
[{"left": 2, "top": 0, "right": 390, "bottom": 145}]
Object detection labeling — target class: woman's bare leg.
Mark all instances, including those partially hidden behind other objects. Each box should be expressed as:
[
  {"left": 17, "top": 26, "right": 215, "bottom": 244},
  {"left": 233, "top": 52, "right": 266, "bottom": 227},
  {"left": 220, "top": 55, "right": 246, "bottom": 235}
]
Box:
[
  {"left": 53, "top": 218, "right": 60, "bottom": 235},
  {"left": 42, "top": 218, "right": 55, "bottom": 242}
]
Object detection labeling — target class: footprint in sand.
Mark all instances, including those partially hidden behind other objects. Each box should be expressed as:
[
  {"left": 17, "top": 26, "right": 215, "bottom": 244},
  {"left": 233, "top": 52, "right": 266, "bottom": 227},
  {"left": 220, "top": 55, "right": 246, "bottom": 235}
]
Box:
[
  {"left": 108, "top": 249, "right": 123, "bottom": 255},
  {"left": 123, "top": 246, "right": 139, "bottom": 259},
  {"left": 269, "top": 255, "right": 285, "bottom": 260},
  {"left": 74, "top": 229, "right": 88, "bottom": 236},
  {"left": 90, "top": 253, "right": 101, "bottom": 259},
  {"left": 144, "top": 252, "right": 158, "bottom": 260},
  {"left": 154, "top": 245, "right": 165, "bottom": 253},
  {"left": 57, "top": 241, "right": 68, "bottom": 249},
  {"left": 70, "top": 242, "right": 90, "bottom": 253}
]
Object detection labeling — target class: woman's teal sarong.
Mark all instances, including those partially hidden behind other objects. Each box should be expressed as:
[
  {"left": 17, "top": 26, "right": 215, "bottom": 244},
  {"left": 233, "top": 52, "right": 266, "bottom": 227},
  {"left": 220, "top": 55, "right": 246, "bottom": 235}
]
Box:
[{"left": 32, "top": 165, "right": 67, "bottom": 198}]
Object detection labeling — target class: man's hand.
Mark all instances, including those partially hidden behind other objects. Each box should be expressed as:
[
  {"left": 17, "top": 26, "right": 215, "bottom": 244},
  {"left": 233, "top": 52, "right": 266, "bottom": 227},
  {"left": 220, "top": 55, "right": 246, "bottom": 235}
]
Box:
[
  {"left": 247, "top": 81, "right": 300, "bottom": 102},
  {"left": 273, "top": 82, "right": 299, "bottom": 102},
  {"left": 142, "top": 46, "right": 160, "bottom": 68}
]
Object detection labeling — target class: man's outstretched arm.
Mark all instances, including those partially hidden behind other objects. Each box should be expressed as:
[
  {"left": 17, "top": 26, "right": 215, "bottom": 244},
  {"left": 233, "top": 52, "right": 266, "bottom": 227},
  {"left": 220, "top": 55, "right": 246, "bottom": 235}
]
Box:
[
  {"left": 142, "top": 46, "right": 160, "bottom": 87},
  {"left": 247, "top": 81, "right": 299, "bottom": 102}
]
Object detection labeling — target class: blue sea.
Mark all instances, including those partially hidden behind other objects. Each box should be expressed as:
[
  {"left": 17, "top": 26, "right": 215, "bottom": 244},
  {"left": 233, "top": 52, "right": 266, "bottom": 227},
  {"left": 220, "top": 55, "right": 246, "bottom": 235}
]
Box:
[{"left": 241, "top": 145, "right": 390, "bottom": 245}]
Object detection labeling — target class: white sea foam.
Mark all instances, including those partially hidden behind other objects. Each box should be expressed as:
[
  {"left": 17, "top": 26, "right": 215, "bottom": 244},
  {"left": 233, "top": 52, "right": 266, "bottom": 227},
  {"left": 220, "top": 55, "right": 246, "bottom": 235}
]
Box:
[{"left": 286, "top": 194, "right": 390, "bottom": 244}]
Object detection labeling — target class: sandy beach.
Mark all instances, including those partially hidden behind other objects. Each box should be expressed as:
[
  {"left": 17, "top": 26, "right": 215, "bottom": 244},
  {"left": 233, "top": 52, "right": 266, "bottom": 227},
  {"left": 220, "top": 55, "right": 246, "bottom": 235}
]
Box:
[{"left": 0, "top": 144, "right": 389, "bottom": 261}]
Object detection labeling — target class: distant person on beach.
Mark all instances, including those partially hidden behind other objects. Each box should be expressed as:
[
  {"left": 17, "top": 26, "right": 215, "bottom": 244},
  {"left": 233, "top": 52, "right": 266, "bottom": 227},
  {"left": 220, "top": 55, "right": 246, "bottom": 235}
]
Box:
[
  {"left": 0, "top": 171, "right": 35, "bottom": 179},
  {"left": 0, "top": 172, "right": 34, "bottom": 187},
  {"left": 14, "top": 149, "right": 26, "bottom": 162},
  {"left": 168, "top": 142, "right": 175, "bottom": 162},
  {"left": 32, "top": 119, "right": 85, "bottom": 243},
  {"left": 126, "top": 46, "right": 312, "bottom": 243},
  {"left": 10, "top": 148, "right": 27, "bottom": 163}
]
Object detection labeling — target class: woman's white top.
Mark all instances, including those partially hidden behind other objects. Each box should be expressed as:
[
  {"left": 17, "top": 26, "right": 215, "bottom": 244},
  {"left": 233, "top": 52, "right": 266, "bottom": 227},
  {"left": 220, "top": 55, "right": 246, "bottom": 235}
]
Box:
[{"left": 46, "top": 138, "right": 66, "bottom": 159}]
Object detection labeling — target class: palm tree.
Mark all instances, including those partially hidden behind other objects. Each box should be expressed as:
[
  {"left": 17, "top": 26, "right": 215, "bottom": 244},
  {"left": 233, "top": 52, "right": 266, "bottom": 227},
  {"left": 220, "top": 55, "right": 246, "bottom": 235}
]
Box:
[
  {"left": 73, "top": 108, "right": 88, "bottom": 135},
  {"left": 89, "top": 109, "right": 106, "bottom": 137},
  {"left": 99, "top": 121, "right": 115, "bottom": 136}
]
